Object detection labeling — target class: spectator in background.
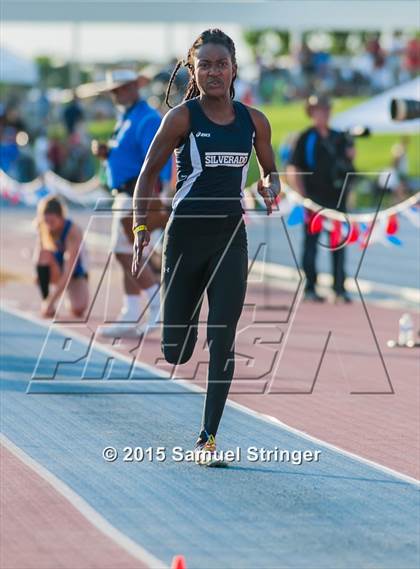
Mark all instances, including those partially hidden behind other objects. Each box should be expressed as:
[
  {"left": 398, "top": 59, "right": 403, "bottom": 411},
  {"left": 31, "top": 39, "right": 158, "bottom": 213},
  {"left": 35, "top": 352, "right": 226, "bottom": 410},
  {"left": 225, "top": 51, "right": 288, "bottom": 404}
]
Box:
[
  {"left": 4, "top": 105, "right": 26, "bottom": 133},
  {"left": 0, "top": 104, "right": 32, "bottom": 179},
  {"left": 62, "top": 91, "right": 84, "bottom": 135},
  {"left": 34, "top": 128, "right": 51, "bottom": 177},
  {"left": 366, "top": 33, "right": 385, "bottom": 69},
  {"left": 388, "top": 31, "right": 405, "bottom": 84},
  {"left": 48, "top": 134, "right": 67, "bottom": 177},
  {"left": 10, "top": 131, "right": 37, "bottom": 183},
  {"left": 404, "top": 36, "right": 420, "bottom": 77},
  {"left": 91, "top": 69, "right": 172, "bottom": 338},
  {"left": 25, "top": 88, "right": 51, "bottom": 134},
  {"left": 0, "top": 105, "right": 19, "bottom": 174},
  {"left": 377, "top": 138, "right": 411, "bottom": 203},
  {"left": 286, "top": 95, "right": 355, "bottom": 304},
  {"left": 313, "top": 51, "right": 335, "bottom": 93},
  {"left": 298, "top": 41, "right": 316, "bottom": 77},
  {"left": 365, "top": 33, "right": 393, "bottom": 92},
  {"left": 62, "top": 126, "right": 94, "bottom": 183},
  {"left": 37, "top": 89, "right": 51, "bottom": 125}
]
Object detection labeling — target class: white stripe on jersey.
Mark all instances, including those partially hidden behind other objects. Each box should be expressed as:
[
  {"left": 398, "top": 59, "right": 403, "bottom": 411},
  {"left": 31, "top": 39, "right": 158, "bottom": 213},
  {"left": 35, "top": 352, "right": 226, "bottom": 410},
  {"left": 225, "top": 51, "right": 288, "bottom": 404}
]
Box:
[
  {"left": 172, "top": 133, "right": 203, "bottom": 212},
  {"left": 239, "top": 132, "right": 254, "bottom": 211}
]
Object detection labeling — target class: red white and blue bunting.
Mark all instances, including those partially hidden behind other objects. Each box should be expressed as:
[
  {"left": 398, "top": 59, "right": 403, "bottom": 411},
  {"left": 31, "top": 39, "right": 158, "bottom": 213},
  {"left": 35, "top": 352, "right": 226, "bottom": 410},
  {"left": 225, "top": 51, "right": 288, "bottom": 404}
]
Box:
[
  {"left": 0, "top": 169, "right": 108, "bottom": 207},
  {"left": 245, "top": 182, "right": 420, "bottom": 249},
  {"left": 1, "top": 168, "right": 419, "bottom": 249}
]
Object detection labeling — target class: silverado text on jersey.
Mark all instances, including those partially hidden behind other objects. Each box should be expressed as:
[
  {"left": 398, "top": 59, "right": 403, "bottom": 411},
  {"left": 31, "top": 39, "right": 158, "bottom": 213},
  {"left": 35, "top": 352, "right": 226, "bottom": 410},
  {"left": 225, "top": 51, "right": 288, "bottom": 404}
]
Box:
[{"left": 205, "top": 153, "right": 249, "bottom": 168}]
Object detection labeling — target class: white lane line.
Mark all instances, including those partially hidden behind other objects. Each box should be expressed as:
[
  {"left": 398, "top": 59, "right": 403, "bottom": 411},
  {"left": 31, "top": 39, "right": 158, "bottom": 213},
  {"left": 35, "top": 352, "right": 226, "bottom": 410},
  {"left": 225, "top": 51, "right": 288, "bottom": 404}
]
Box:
[
  {"left": 3, "top": 303, "right": 419, "bottom": 487},
  {"left": 250, "top": 260, "right": 420, "bottom": 305},
  {"left": 0, "top": 435, "right": 168, "bottom": 569},
  {"left": 227, "top": 402, "right": 420, "bottom": 487}
]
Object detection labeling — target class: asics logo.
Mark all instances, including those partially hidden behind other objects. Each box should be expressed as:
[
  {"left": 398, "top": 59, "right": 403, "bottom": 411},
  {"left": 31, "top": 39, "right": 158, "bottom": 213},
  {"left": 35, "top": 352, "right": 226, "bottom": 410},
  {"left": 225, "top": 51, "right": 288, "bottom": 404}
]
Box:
[{"left": 195, "top": 131, "right": 211, "bottom": 138}]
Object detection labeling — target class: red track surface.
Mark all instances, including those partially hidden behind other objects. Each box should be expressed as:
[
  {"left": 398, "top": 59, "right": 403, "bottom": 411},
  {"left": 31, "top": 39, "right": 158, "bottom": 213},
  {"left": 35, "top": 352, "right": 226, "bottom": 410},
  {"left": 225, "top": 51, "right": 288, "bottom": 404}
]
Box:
[{"left": 0, "top": 445, "right": 146, "bottom": 569}]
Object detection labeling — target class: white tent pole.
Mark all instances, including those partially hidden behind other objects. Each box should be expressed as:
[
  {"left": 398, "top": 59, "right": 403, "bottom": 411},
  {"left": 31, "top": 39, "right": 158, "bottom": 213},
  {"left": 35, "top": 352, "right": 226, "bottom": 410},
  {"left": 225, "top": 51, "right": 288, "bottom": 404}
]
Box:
[
  {"left": 70, "top": 21, "right": 81, "bottom": 88},
  {"left": 164, "top": 23, "right": 174, "bottom": 63}
]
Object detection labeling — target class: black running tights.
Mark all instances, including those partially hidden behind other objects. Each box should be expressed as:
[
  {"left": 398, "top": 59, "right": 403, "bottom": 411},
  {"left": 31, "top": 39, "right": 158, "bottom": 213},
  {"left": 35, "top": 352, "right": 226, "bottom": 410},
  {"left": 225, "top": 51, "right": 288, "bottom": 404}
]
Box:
[{"left": 160, "top": 214, "right": 248, "bottom": 439}]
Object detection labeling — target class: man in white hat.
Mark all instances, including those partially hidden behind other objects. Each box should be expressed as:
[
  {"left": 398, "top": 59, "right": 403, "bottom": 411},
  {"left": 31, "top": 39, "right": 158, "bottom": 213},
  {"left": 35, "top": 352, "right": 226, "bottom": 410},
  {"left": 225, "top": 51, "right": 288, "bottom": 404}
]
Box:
[{"left": 92, "top": 69, "right": 172, "bottom": 337}]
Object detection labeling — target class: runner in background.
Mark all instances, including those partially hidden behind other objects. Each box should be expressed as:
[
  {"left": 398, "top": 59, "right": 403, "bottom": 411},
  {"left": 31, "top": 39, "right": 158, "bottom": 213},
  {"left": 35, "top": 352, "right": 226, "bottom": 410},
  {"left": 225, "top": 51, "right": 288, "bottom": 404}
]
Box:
[{"left": 33, "top": 195, "right": 89, "bottom": 318}]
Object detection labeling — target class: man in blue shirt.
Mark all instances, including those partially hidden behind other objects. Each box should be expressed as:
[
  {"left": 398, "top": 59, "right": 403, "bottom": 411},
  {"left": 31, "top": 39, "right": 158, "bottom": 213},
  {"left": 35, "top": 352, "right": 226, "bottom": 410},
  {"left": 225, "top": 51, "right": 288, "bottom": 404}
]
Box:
[{"left": 93, "top": 70, "right": 172, "bottom": 337}]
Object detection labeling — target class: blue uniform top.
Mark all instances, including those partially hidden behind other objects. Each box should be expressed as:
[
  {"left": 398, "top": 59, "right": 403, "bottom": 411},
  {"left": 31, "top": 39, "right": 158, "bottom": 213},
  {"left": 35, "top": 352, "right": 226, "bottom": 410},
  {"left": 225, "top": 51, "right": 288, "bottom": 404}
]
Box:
[
  {"left": 106, "top": 99, "right": 172, "bottom": 190},
  {"left": 172, "top": 98, "right": 255, "bottom": 216},
  {"left": 53, "top": 219, "right": 88, "bottom": 278}
]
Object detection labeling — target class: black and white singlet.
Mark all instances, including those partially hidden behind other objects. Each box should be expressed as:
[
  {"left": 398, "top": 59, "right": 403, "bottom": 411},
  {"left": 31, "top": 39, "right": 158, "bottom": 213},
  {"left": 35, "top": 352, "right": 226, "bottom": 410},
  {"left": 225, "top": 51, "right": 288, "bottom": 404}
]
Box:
[{"left": 172, "top": 97, "right": 256, "bottom": 216}]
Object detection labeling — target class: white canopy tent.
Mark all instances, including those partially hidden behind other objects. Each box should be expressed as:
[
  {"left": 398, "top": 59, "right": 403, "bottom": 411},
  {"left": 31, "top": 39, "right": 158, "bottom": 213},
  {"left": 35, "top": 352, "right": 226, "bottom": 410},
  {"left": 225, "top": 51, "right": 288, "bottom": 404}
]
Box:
[
  {"left": 0, "top": 47, "right": 39, "bottom": 85},
  {"left": 332, "top": 78, "right": 420, "bottom": 134}
]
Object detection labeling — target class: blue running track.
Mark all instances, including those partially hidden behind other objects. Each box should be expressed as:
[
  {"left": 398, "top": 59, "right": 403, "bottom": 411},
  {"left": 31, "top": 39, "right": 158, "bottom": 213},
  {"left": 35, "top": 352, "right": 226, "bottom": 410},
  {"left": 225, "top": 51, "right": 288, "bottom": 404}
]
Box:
[{"left": 1, "top": 309, "right": 419, "bottom": 569}]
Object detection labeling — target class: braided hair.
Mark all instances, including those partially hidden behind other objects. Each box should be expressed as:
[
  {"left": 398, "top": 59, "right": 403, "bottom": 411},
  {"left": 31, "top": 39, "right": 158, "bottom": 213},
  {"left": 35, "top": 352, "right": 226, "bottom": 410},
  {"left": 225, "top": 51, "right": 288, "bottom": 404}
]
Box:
[{"left": 165, "top": 28, "right": 237, "bottom": 108}]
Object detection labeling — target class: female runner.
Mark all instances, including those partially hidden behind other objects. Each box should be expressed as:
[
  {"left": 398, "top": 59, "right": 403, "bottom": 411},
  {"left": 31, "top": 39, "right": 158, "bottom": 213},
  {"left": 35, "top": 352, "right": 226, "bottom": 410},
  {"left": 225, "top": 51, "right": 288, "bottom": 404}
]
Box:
[
  {"left": 34, "top": 195, "right": 89, "bottom": 318},
  {"left": 132, "top": 29, "right": 279, "bottom": 464}
]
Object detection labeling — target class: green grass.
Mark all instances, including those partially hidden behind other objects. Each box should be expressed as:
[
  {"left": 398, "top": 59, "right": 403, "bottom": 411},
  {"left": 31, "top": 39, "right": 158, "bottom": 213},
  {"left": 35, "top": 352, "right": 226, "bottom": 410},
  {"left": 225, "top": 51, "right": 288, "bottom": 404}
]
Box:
[
  {"left": 87, "top": 97, "right": 420, "bottom": 187},
  {"left": 88, "top": 120, "right": 115, "bottom": 141},
  {"left": 248, "top": 98, "right": 419, "bottom": 183}
]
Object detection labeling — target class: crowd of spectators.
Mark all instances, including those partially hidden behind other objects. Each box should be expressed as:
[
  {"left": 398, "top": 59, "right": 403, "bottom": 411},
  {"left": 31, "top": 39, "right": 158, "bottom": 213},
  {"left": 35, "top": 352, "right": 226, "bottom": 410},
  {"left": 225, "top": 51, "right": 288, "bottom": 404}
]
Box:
[
  {"left": 0, "top": 31, "right": 418, "bottom": 184},
  {"left": 255, "top": 32, "right": 420, "bottom": 103},
  {"left": 0, "top": 92, "right": 94, "bottom": 183}
]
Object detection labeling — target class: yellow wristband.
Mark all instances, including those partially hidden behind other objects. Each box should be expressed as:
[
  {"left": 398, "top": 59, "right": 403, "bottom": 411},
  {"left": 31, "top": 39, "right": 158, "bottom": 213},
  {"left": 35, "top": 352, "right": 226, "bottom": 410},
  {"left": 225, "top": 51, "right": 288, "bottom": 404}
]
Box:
[{"left": 133, "top": 224, "right": 148, "bottom": 234}]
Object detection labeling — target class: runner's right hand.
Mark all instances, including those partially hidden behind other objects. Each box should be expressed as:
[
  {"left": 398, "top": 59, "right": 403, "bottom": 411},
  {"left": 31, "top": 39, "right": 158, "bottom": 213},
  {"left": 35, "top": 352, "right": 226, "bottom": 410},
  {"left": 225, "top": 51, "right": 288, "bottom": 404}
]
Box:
[{"left": 131, "top": 229, "right": 150, "bottom": 278}]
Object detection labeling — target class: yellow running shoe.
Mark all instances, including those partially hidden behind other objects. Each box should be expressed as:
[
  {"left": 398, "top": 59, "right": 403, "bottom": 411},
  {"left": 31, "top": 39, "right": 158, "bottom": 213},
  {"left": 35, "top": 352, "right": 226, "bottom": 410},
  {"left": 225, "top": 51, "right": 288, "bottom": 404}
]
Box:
[
  {"left": 194, "top": 434, "right": 216, "bottom": 464},
  {"left": 194, "top": 435, "right": 226, "bottom": 467}
]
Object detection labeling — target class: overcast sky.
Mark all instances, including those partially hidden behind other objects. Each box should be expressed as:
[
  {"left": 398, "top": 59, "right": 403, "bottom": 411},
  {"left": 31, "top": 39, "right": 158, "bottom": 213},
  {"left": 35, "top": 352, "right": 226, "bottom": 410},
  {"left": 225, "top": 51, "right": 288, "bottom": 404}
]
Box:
[{"left": 1, "top": 23, "right": 252, "bottom": 64}]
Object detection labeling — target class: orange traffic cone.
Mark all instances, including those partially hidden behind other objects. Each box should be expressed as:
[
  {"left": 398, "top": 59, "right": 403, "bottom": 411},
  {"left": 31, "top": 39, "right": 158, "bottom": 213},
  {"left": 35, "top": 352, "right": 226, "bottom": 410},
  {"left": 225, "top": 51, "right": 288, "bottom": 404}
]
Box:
[{"left": 171, "top": 554, "right": 187, "bottom": 569}]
